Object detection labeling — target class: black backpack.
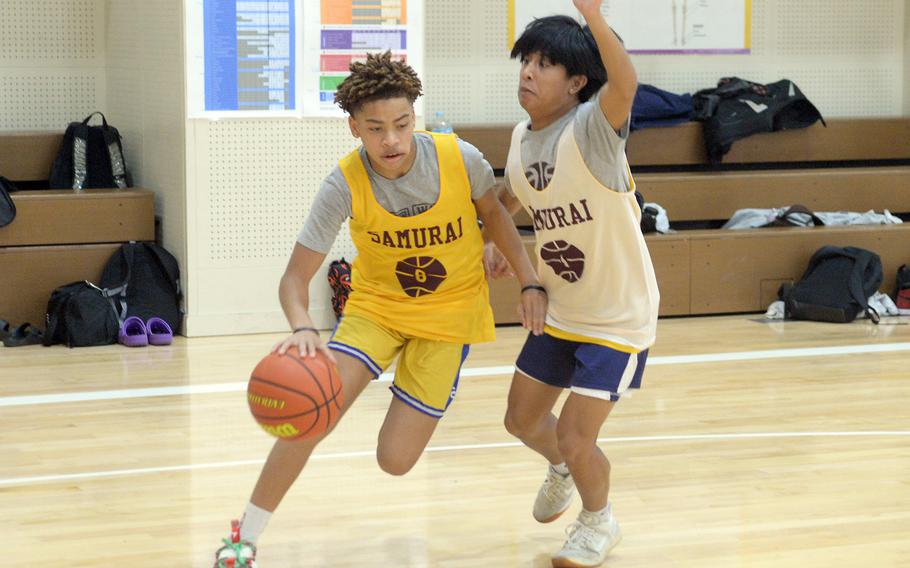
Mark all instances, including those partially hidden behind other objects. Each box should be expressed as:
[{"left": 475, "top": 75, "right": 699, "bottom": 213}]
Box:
[
  {"left": 43, "top": 281, "right": 123, "bottom": 347},
  {"left": 100, "top": 242, "right": 183, "bottom": 334},
  {"left": 780, "top": 246, "right": 883, "bottom": 324},
  {"left": 49, "top": 112, "right": 132, "bottom": 190},
  {"left": 0, "top": 176, "right": 16, "bottom": 227}
]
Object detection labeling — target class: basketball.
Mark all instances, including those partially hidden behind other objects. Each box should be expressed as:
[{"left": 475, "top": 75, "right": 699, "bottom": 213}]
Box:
[
  {"left": 247, "top": 348, "right": 344, "bottom": 440},
  {"left": 395, "top": 255, "right": 448, "bottom": 297}
]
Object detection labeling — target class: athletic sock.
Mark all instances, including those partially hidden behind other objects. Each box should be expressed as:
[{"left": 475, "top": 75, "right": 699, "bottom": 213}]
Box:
[
  {"left": 551, "top": 462, "right": 570, "bottom": 476},
  {"left": 239, "top": 502, "right": 272, "bottom": 544}
]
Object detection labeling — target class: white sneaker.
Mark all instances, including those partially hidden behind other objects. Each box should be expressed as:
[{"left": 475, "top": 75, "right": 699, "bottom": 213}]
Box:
[
  {"left": 533, "top": 465, "right": 576, "bottom": 523},
  {"left": 551, "top": 506, "right": 622, "bottom": 568}
]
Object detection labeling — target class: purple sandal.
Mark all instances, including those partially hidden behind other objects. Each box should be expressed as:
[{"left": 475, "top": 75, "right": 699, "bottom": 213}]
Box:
[
  {"left": 146, "top": 317, "right": 173, "bottom": 346},
  {"left": 119, "top": 316, "right": 148, "bottom": 347}
]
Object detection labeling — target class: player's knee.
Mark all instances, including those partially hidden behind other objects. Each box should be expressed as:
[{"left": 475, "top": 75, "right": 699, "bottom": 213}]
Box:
[
  {"left": 504, "top": 408, "right": 534, "bottom": 439},
  {"left": 556, "top": 430, "right": 594, "bottom": 465},
  {"left": 376, "top": 448, "right": 417, "bottom": 476}
]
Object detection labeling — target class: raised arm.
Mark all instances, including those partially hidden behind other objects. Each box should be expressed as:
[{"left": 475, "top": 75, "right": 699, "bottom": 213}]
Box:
[{"left": 574, "top": 0, "right": 637, "bottom": 131}]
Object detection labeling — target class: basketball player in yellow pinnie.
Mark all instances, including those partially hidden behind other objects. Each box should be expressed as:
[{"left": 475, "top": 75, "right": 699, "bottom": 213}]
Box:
[
  {"left": 213, "top": 52, "right": 547, "bottom": 566},
  {"left": 486, "top": 1, "right": 660, "bottom": 566}
]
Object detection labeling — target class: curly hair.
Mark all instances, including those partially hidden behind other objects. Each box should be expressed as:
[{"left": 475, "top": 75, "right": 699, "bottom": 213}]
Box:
[{"left": 334, "top": 51, "right": 423, "bottom": 115}]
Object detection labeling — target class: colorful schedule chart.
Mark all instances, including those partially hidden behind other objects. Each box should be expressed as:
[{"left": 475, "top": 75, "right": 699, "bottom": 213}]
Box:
[{"left": 202, "top": 0, "right": 296, "bottom": 112}]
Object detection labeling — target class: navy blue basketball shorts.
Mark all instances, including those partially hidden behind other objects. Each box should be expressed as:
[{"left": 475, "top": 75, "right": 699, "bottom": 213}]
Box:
[{"left": 515, "top": 331, "right": 649, "bottom": 401}]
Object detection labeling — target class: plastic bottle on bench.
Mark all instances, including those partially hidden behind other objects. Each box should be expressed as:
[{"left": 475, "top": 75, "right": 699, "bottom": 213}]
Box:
[{"left": 429, "top": 111, "right": 454, "bottom": 134}]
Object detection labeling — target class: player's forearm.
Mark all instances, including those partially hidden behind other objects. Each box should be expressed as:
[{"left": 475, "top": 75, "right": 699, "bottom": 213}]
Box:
[
  {"left": 279, "top": 272, "right": 315, "bottom": 329},
  {"left": 582, "top": 9, "right": 637, "bottom": 101}
]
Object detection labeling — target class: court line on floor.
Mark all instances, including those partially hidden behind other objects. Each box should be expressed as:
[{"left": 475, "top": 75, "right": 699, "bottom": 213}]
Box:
[
  {"left": 1, "top": 430, "right": 907, "bottom": 487},
  {"left": 2, "top": 341, "right": 909, "bottom": 409}
]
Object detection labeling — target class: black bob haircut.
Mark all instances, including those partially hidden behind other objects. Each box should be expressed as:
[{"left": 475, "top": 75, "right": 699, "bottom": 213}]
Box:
[{"left": 510, "top": 15, "right": 611, "bottom": 103}]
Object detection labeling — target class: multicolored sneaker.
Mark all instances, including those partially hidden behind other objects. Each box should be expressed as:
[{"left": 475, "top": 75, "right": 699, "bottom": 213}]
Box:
[
  {"left": 533, "top": 464, "right": 576, "bottom": 523},
  {"left": 895, "top": 264, "right": 910, "bottom": 314},
  {"left": 327, "top": 258, "right": 352, "bottom": 319},
  {"left": 551, "top": 505, "right": 622, "bottom": 568},
  {"left": 214, "top": 520, "right": 257, "bottom": 568}
]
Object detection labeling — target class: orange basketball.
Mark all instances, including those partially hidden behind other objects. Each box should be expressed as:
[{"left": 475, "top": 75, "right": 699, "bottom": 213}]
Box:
[{"left": 247, "top": 348, "right": 344, "bottom": 440}]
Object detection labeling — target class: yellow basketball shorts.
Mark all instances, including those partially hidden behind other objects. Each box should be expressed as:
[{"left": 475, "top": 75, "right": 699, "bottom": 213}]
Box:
[{"left": 327, "top": 312, "right": 470, "bottom": 418}]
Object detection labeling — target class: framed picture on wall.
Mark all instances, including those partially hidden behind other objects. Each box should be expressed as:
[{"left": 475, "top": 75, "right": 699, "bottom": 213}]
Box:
[{"left": 510, "top": 0, "right": 751, "bottom": 55}]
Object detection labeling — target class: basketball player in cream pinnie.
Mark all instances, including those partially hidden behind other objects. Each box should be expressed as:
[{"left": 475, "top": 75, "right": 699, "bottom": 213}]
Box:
[
  {"left": 213, "top": 52, "right": 547, "bottom": 566},
  {"left": 485, "top": 1, "right": 659, "bottom": 566}
]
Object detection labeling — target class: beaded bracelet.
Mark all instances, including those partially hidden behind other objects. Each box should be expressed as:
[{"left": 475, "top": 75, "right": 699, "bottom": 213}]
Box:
[
  {"left": 521, "top": 284, "right": 547, "bottom": 295},
  {"left": 292, "top": 326, "right": 320, "bottom": 335}
]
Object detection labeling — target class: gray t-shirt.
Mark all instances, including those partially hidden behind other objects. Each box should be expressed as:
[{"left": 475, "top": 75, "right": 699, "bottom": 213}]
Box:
[
  {"left": 504, "top": 92, "right": 631, "bottom": 194},
  {"left": 298, "top": 133, "right": 496, "bottom": 253}
]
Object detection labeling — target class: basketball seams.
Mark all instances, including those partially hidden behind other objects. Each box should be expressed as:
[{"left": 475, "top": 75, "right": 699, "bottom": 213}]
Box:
[
  {"left": 248, "top": 374, "right": 322, "bottom": 438},
  {"left": 285, "top": 354, "right": 334, "bottom": 431},
  {"left": 249, "top": 375, "right": 339, "bottom": 420},
  {"left": 248, "top": 350, "right": 345, "bottom": 440},
  {"left": 248, "top": 375, "right": 322, "bottom": 401}
]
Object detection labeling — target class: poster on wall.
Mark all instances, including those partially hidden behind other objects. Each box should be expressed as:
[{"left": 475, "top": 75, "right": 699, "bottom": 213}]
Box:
[
  {"left": 510, "top": 0, "right": 751, "bottom": 55},
  {"left": 186, "top": 0, "right": 424, "bottom": 118},
  {"left": 187, "top": 0, "right": 302, "bottom": 117},
  {"left": 301, "top": 0, "right": 424, "bottom": 117}
]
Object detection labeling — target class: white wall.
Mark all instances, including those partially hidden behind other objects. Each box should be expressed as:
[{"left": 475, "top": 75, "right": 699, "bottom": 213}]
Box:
[
  {"left": 183, "top": 117, "right": 358, "bottom": 336},
  {"left": 105, "top": 0, "right": 187, "bottom": 288},
  {"left": 905, "top": 0, "right": 910, "bottom": 114},
  {"left": 0, "top": 0, "right": 106, "bottom": 130},
  {"left": 423, "top": 0, "right": 907, "bottom": 124}
]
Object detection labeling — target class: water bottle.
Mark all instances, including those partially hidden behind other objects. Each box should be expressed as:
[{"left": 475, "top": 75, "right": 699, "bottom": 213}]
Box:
[{"left": 430, "top": 111, "right": 454, "bottom": 134}]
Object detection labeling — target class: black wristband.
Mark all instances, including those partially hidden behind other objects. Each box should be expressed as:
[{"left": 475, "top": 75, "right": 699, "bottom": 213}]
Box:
[
  {"left": 293, "top": 326, "right": 320, "bottom": 335},
  {"left": 521, "top": 284, "right": 547, "bottom": 295}
]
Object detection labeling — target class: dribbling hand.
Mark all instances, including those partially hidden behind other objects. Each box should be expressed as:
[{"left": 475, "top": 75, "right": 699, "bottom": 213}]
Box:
[{"left": 274, "top": 329, "right": 337, "bottom": 363}]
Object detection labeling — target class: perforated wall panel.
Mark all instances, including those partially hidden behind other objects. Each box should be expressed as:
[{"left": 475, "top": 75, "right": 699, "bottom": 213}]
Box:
[
  {"left": 0, "top": 0, "right": 99, "bottom": 61},
  {"left": 776, "top": 1, "right": 898, "bottom": 57},
  {"left": 0, "top": 0, "right": 104, "bottom": 131},
  {"left": 202, "top": 119, "right": 358, "bottom": 265},
  {"left": 0, "top": 75, "right": 101, "bottom": 130},
  {"left": 424, "top": 0, "right": 906, "bottom": 124}
]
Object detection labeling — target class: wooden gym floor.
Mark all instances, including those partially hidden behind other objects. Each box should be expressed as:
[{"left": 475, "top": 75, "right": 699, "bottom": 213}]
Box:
[{"left": 2, "top": 314, "right": 909, "bottom": 567}]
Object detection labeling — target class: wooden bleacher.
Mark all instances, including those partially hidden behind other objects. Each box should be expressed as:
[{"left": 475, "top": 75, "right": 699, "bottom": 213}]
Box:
[
  {"left": 0, "top": 132, "right": 155, "bottom": 330},
  {"left": 458, "top": 118, "right": 910, "bottom": 321}
]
